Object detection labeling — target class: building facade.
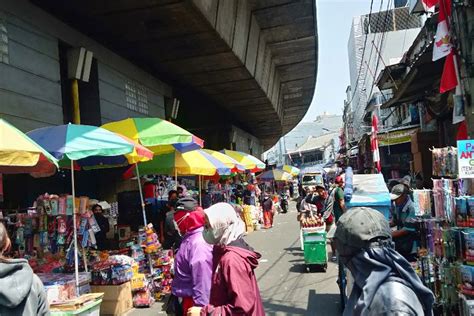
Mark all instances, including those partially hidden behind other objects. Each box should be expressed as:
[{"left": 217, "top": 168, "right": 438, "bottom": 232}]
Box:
[
  {"left": 0, "top": 0, "right": 318, "bottom": 159},
  {"left": 346, "top": 6, "right": 423, "bottom": 143}
]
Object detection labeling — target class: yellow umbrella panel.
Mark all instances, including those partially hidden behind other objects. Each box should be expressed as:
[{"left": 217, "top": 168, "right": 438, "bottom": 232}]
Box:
[
  {"left": 137, "top": 150, "right": 232, "bottom": 176},
  {"left": 0, "top": 119, "right": 58, "bottom": 176},
  {"left": 221, "top": 149, "right": 265, "bottom": 172}
]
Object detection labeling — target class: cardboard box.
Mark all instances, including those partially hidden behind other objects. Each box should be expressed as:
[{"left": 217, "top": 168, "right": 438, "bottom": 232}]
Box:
[
  {"left": 100, "top": 299, "right": 133, "bottom": 316},
  {"left": 91, "top": 281, "right": 132, "bottom": 303}
]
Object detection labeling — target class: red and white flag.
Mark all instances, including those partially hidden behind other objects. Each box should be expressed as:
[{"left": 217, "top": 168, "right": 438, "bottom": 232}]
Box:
[
  {"left": 440, "top": 51, "right": 458, "bottom": 93},
  {"left": 423, "top": 0, "right": 438, "bottom": 11},
  {"left": 371, "top": 114, "right": 381, "bottom": 173},
  {"left": 433, "top": 0, "right": 452, "bottom": 61}
]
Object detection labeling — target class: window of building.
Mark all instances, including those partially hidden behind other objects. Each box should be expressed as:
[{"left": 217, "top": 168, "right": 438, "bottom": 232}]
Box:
[
  {"left": 125, "top": 81, "right": 149, "bottom": 115},
  {"left": 0, "top": 18, "right": 9, "bottom": 64}
]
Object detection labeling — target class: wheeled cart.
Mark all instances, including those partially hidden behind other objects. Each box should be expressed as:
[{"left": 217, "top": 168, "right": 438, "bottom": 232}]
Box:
[{"left": 301, "top": 227, "right": 327, "bottom": 272}]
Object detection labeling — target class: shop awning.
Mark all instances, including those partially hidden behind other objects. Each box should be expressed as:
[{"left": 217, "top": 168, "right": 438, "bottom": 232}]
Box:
[{"left": 377, "top": 126, "right": 419, "bottom": 146}]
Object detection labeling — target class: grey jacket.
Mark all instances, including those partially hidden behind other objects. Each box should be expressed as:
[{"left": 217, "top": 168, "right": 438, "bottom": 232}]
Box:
[
  {"left": 368, "top": 277, "right": 425, "bottom": 315},
  {"left": 0, "top": 258, "right": 50, "bottom": 316}
]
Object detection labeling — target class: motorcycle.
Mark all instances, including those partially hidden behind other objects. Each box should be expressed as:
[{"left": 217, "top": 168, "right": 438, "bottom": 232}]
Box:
[{"left": 280, "top": 193, "right": 289, "bottom": 213}]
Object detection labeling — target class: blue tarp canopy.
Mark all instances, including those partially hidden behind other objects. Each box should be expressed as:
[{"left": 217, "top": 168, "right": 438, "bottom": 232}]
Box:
[{"left": 346, "top": 174, "right": 391, "bottom": 218}]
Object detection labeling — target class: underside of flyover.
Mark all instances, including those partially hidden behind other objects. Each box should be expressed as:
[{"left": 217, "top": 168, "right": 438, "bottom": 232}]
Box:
[{"left": 32, "top": 0, "right": 318, "bottom": 149}]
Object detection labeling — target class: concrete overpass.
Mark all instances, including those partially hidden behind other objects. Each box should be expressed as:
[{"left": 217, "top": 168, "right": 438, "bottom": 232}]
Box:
[{"left": 32, "top": 0, "right": 318, "bottom": 150}]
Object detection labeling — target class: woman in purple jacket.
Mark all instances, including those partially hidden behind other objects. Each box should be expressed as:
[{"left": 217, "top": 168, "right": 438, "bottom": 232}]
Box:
[{"left": 172, "top": 198, "right": 213, "bottom": 316}]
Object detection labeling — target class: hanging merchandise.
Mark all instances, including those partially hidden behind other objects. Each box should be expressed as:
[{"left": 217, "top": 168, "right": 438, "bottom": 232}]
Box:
[
  {"left": 433, "top": 179, "right": 456, "bottom": 223},
  {"left": 432, "top": 147, "right": 458, "bottom": 178},
  {"left": 413, "top": 190, "right": 432, "bottom": 217}
]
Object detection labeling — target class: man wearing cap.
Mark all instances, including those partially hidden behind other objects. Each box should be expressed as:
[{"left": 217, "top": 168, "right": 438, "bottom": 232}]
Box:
[
  {"left": 335, "top": 207, "right": 434, "bottom": 316},
  {"left": 390, "top": 184, "right": 418, "bottom": 261}
]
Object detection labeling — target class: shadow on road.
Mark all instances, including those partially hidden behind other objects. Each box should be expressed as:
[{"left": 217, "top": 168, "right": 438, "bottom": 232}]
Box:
[{"left": 263, "top": 289, "right": 341, "bottom": 316}]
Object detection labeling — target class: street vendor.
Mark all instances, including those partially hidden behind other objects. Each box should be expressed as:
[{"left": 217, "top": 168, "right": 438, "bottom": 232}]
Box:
[
  {"left": 390, "top": 184, "right": 418, "bottom": 262},
  {"left": 92, "top": 204, "right": 109, "bottom": 250}
]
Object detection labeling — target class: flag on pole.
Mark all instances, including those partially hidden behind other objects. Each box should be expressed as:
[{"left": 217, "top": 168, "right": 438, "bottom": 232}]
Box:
[
  {"left": 423, "top": 0, "right": 438, "bottom": 11},
  {"left": 371, "top": 114, "right": 381, "bottom": 173},
  {"left": 440, "top": 51, "right": 458, "bottom": 93},
  {"left": 433, "top": 0, "right": 452, "bottom": 61}
]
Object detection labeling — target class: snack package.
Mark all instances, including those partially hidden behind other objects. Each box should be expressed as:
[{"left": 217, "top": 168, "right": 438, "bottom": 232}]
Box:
[
  {"left": 461, "top": 265, "right": 474, "bottom": 296},
  {"left": 464, "top": 231, "right": 474, "bottom": 264},
  {"left": 50, "top": 198, "right": 59, "bottom": 216},
  {"left": 468, "top": 197, "right": 474, "bottom": 227},
  {"left": 58, "top": 197, "right": 67, "bottom": 216},
  {"left": 79, "top": 197, "right": 89, "bottom": 214},
  {"left": 57, "top": 216, "right": 67, "bottom": 234},
  {"left": 66, "top": 195, "right": 74, "bottom": 216},
  {"left": 457, "top": 197, "right": 469, "bottom": 227},
  {"left": 89, "top": 216, "right": 100, "bottom": 233}
]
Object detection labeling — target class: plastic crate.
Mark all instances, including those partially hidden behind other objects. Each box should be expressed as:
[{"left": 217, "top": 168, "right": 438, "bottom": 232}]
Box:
[{"left": 51, "top": 299, "right": 102, "bottom": 316}]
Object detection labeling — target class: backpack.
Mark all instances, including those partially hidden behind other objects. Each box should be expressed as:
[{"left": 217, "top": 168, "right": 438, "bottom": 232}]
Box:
[{"left": 322, "top": 188, "right": 336, "bottom": 221}]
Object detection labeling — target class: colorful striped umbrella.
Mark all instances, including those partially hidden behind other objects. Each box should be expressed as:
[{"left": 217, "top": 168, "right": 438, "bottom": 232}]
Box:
[
  {"left": 282, "top": 165, "right": 300, "bottom": 176},
  {"left": 220, "top": 149, "right": 265, "bottom": 172},
  {"left": 102, "top": 117, "right": 204, "bottom": 154},
  {"left": 27, "top": 124, "right": 152, "bottom": 168},
  {"left": 27, "top": 123, "right": 152, "bottom": 288},
  {"left": 257, "top": 169, "right": 292, "bottom": 182},
  {"left": 0, "top": 118, "right": 58, "bottom": 176},
  {"left": 202, "top": 149, "right": 245, "bottom": 172},
  {"left": 136, "top": 149, "right": 232, "bottom": 176}
]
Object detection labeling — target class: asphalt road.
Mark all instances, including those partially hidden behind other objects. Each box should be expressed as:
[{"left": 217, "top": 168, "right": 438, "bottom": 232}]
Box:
[
  {"left": 127, "top": 201, "right": 342, "bottom": 316},
  {"left": 246, "top": 202, "right": 341, "bottom": 316}
]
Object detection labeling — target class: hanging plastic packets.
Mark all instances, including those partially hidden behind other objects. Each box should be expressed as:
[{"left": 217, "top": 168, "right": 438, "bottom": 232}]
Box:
[
  {"left": 456, "top": 197, "right": 469, "bottom": 227},
  {"left": 463, "top": 231, "right": 474, "bottom": 264},
  {"left": 433, "top": 179, "right": 456, "bottom": 223},
  {"left": 467, "top": 197, "right": 474, "bottom": 228},
  {"left": 413, "top": 190, "right": 432, "bottom": 217},
  {"left": 432, "top": 147, "right": 458, "bottom": 178}
]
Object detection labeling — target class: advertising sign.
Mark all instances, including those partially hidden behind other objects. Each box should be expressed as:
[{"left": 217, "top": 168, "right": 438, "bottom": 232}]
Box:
[{"left": 458, "top": 140, "right": 474, "bottom": 178}]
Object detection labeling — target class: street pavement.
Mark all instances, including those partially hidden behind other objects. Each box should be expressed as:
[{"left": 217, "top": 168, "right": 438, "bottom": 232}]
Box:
[
  {"left": 127, "top": 201, "right": 342, "bottom": 316},
  {"left": 246, "top": 201, "right": 341, "bottom": 316}
]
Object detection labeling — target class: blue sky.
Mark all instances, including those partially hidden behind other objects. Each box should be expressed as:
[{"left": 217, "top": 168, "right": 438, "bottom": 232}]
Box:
[{"left": 303, "top": 0, "right": 384, "bottom": 121}]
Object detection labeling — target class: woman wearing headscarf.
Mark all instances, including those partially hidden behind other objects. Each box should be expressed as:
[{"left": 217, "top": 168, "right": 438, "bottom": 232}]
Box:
[
  {"left": 187, "top": 203, "right": 265, "bottom": 316},
  {"left": 172, "top": 198, "right": 213, "bottom": 316},
  {"left": 335, "top": 207, "right": 434, "bottom": 316}
]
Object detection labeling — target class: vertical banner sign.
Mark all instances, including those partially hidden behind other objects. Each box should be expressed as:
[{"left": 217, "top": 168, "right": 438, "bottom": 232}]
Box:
[{"left": 458, "top": 140, "right": 474, "bottom": 178}]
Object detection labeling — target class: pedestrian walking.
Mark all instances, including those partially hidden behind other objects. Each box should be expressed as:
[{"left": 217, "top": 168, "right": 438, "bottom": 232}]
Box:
[
  {"left": 261, "top": 191, "right": 274, "bottom": 228},
  {"left": 172, "top": 198, "right": 213, "bottom": 316},
  {"left": 0, "top": 222, "right": 50, "bottom": 315},
  {"left": 187, "top": 203, "right": 265, "bottom": 316},
  {"left": 335, "top": 207, "right": 434, "bottom": 316},
  {"left": 327, "top": 175, "right": 345, "bottom": 261}
]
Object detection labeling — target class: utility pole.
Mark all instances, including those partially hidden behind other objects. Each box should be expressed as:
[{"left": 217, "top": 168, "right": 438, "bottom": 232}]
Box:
[{"left": 453, "top": 3, "right": 474, "bottom": 138}]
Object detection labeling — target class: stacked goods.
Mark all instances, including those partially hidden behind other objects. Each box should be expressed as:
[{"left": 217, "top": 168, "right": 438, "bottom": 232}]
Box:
[
  {"left": 90, "top": 255, "right": 134, "bottom": 286},
  {"left": 131, "top": 273, "right": 155, "bottom": 308},
  {"left": 300, "top": 213, "right": 324, "bottom": 228},
  {"left": 152, "top": 250, "right": 174, "bottom": 300}
]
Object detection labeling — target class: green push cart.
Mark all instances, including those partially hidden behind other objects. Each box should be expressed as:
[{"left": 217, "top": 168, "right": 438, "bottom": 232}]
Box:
[{"left": 302, "top": 229, "right": 327, "bottom": 272}]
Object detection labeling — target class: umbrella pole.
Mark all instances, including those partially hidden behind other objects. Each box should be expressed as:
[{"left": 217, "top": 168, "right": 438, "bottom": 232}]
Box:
[
  {"left": 199, "top": 175, "right": 202, "bottom": 206},
  {"left": 134, "top": 164, "right": 154, "bottom": 274},
  {"left": 70, "top": 160, "right": 79, "bottom": 289},
  {"left": 175, "top": 169, "right": 178, "bottom": 190},
  {"left": 135, "top": 164, "right": 148, "bottom": 226}
]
